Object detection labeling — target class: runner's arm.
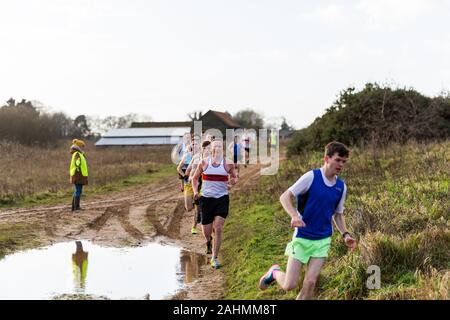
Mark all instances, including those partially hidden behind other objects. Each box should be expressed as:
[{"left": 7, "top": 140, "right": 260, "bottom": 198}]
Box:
[
  {"left": 279, "top": 172, "right": 314, "bottom": 228},
  {"left": 280, "top": 190, "right": 305, "bottom": 228},
  {"left": 185, "top": 157, "right": 195, "bottom": 177},
  {"left": 176, "top": 154, "right": 187, "bottom": 176},
  {"left": 225, "top": 161, "right": 238, "bottom": 185},
  {"left": 333, "top": 213, "right": 357, "bottom": 250},
  {"left": 332, "top": 184, "right": 349, "bottom": 233},
  {"left": 192, "top": 160, "right": 205, "bottom": 197},
  {"left": 333, "top": 213, "right": 349, "bottom": 235}
]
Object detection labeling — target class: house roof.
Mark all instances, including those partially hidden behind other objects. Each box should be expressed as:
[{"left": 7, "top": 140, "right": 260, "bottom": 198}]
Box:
[
  {"left": 131, "top": 121, "right": 192, "bottom": 128},
  {"left": 201, "top": 110, "right": 240, "bottom": 128}
]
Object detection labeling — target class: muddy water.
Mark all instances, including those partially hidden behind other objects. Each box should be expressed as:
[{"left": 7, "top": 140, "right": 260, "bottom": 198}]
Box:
[{"left": 0, "top": 241, "right": 207, "bottom": 300}]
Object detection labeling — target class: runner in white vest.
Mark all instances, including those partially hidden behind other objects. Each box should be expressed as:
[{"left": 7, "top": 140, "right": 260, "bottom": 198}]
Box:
[{"left": 192, "top": 139, "right": 238, "bottom": 269}]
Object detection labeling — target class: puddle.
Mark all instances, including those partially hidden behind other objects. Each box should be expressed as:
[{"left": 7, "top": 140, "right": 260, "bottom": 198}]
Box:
[{"left": 0, "top": 241, "right": 207, "bottom": 300}]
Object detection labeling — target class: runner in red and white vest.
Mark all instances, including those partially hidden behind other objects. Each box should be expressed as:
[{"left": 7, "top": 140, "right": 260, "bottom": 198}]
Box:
[{"left": 192, "top": 139, "right": 238, "bottom": 269}]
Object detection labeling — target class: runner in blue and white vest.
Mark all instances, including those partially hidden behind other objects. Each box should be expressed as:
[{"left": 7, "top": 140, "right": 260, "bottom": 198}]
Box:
[{"left": 258, "top": 141, "right": 357, "bottom": 300}]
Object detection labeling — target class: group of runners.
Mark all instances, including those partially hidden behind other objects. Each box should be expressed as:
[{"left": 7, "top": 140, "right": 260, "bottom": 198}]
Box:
[
  {"left": 176, "top": 132, "right": 240, "bottom": 269},
  {"left": 175, "top": 133, "right": 357, "bottom": 299},
  {"left": 68, "top": 132, "right": 357, "bottom": 299}
]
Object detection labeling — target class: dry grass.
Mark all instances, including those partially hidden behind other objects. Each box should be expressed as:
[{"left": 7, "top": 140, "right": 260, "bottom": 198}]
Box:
[
  {"left": 0, "top": 139, "right": 174, "bottom": 205},
  {"left": 223, "top": 140, "right": 450, "bottom": 300}
]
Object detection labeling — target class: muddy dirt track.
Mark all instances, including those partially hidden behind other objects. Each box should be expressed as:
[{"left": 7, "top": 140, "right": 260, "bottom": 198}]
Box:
[{"left": 0, "top": 163, "right": 266, "bottom": 300}]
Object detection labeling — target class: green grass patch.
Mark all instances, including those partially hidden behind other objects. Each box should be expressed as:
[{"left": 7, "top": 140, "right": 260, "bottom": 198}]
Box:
[
  {"left": 0, "top": 223, "right": 41, "bottom": 258},
  {"left": 0, "top": 163, "right": 175, "bottom": 209},
  {"left": 221, "top": 141, "right": 450, "bottom": 299},
  {"left": 222, "top": 201, "right": 298, "bottom": 299}
]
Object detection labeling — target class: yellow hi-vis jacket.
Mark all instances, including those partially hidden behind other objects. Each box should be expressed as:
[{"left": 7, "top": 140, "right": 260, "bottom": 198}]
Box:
[{"left": 70, "top": 151, "right": 88, "bottom": 185}]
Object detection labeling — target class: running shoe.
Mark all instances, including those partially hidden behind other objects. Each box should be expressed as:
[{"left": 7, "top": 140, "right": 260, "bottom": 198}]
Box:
[
  {"left": 191, "top": 227, "right": 198, "bottom": 234},
  {"left": 259, "top": 264, "right": 280, "bottom": 290},
  {"left": 210, "top": 257, "right": 221, "bottom": 269}
]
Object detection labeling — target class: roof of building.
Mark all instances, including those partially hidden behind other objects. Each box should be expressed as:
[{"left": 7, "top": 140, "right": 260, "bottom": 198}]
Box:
[
  {"left": 95, "top": 136, "right": 182, "bottom": 146},
  {"left": 130, "top": 121, "right": 192, "bottom": 128},
  {"left": 200, "top": 110, "right": 241, "bottom": 128},
  {"left": 103, "top": 127, "right": 191, "bottom": 138}
]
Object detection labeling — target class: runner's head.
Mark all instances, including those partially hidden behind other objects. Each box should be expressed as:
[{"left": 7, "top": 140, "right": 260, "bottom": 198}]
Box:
[
  {"left": 183, "top": 133, "right": 191, "bottom": 144},
  {"left": 191, "top": 140, "right": 200, "bottom": 155},
  {"left": 193, "top": 133, "right": 201, "bottom": 144},
  {"left": 202, "top": 140, "right": 211, "bottom": 158},
  {"left": 211, "top": 139, "right": 223, "bottom": 159},
  {"left": 324, "top": 141, "right": 350, "bottom": 175}
]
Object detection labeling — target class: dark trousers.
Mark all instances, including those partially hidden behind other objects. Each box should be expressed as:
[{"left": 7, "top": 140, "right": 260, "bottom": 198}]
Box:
[{"left": 74, "top": 184, "right": 83, "bottom": 197}]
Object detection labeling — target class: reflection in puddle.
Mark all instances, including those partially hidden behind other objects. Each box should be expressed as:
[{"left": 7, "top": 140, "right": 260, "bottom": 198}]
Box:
[
  {"left": 0, "top": 241, "right": 207, "bottom": 300},
  {"left": 72, "top": 241, "right": 88, "bottom": 292}
]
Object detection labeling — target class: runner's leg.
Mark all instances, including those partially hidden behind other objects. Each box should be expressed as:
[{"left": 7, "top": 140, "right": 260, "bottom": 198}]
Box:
[
  {"left": 274, "top": 256, "right": 302, "bottom": 291},
  {"left": 184, "top": 190, "right": 193, "bottom": 211},
  {"left": 296, "top": 257, "right": 325, "bottom": 300},
  {"left": 212, "top": 216, "right": 225, "bottom": 258}
]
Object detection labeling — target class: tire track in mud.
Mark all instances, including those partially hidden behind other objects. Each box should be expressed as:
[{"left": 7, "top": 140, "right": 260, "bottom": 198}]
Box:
[
  {"left": 68, "top": 203, "right": 146, "bottom": 241},
  {"left": 44, "top": 211, "right": 61, "bottom": 237},
  {"left": 0, "top": 158, "right": 277, "bottom": 299},
  {"left": 145, "top": 199, "right": 185, "bottom": 239},
  {"left": 0, "top": 177, "right": 179, "bottom": 219}
]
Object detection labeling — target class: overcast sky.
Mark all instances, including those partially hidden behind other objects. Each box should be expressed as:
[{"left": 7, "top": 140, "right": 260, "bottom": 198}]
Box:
[{"left": 0, "top": 0, "right": 449, "bottom": 129}]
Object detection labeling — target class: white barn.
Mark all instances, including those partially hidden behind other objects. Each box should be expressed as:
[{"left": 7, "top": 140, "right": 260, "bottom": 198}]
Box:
[{"left": 95, "top": 127, "right": 191, "bottom": 146}]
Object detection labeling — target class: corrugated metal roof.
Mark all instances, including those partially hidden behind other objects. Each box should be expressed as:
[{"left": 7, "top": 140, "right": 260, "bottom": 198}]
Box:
[
  {"left": 131, "top": 121, "right": 192, "bottom": 128},
  {"left": 103, "top": 127, "right": 191, "bottom": 137},
  {"left": 95, "top": 136, "right": 182, "bottom": 146}
]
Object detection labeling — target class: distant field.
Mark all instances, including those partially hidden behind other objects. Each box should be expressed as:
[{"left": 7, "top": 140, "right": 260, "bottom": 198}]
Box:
[
  {"left": 223, "top": 140, "right": 449, "bottom": 300},
  {"left": 0, "top": 140, "right": 175, "bottom": 207}
]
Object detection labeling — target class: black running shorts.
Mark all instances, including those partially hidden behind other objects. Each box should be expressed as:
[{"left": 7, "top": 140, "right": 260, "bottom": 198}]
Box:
[
  {"left": 178, "top": 168, "right": 187, "bottom": 180},
  {"left": 200, "top": 195, "right": 229, "bottom": 225}
]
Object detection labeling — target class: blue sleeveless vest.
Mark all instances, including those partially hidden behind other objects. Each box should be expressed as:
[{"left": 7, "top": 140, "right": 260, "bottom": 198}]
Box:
[{"left": 296, "top": 169, "right": 345, "bottom": 240}]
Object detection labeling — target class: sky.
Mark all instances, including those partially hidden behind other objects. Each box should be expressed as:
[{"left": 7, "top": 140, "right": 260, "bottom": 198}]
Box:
[{"left": 0, "top": 0, "right": 449, "bottom": 129}]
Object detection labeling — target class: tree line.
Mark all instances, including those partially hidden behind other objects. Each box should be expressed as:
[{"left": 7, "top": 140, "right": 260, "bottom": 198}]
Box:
[
  {"left": 288, "top": 83, "right": 450, "bottom": 156},
  {"left": 0, "top": 97, "right": 272, "bottom": 147},
  {"left": 0, "top": 98, "right": 145, "bottom": 146}
]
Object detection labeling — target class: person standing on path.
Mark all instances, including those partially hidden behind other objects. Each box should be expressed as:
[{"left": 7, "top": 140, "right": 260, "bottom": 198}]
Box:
[
  {"left": 70, "top": 139, "right": 88, "bottom": 212},
  {"left": 192, "top": 139, "right": 238, "bottom": 269},
  {"left": 258, "top": 141, "right": 357, "bottom": 299}
]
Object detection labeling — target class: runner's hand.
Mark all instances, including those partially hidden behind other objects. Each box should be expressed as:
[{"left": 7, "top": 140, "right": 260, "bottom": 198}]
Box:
[
  {"left": 291, "top": 216, "right": 306, "bottom": 228},
  {"left": 193, "top": 192, "right": 200, "bottom": 200},
  {"left": 344, "top": 235, "right": 357, "bottom": 251}
]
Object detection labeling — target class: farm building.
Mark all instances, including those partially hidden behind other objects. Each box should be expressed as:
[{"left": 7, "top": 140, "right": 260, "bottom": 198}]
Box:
[
  {"left": 96, "top": 110, "right": 241, "bottom": 147},
  {"left": 95, "top": 127, "right": 191, "bottom": 146},
  {"left": 130, "top": 121, "right": 192, "bottom": 129},
  {"left": 131, "top": 110, "right": 241, "bottom": 136},
  {"left": 198, "top": 110, "right": 240, "bottom": 135}
]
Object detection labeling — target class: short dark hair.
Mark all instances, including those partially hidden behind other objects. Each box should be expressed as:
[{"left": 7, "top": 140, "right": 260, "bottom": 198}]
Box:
[
  {"left": 325, "top": 141, "right": 350, "bottom": 158},
  {"left": 202, "top": 140, "right": 211, "bottom": 148}
]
